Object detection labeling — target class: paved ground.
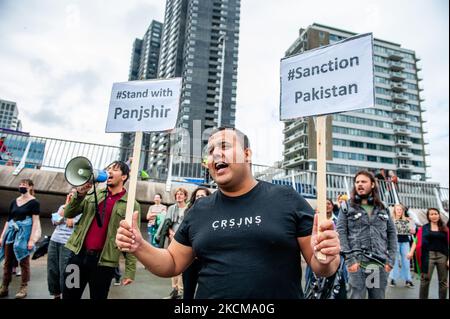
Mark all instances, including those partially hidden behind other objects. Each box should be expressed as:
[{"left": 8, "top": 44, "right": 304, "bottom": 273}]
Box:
[{"left": 0, "top": 217, "right": 446, "bottom": 299}]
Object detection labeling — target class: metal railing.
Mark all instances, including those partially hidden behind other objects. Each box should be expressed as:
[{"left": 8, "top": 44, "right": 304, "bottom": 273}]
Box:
[
  {"left": 1, "top": 131, "right": 448, "bottom": 212},
  {"left": 0, "top": 132, "right": 126, "bottom": 170}
]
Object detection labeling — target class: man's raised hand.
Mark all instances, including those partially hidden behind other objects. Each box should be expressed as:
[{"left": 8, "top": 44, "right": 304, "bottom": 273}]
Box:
[{"left": 116, "top": 211, "right": 143, "bottom": 253}]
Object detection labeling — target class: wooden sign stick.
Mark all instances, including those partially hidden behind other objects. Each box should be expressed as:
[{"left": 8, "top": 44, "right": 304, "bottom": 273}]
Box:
[
  {"left": 315, "top": 115, "right": 327, "bottom": 261},
  {"left": 125, "top": 131, "right": 143, "bottom": 226}
]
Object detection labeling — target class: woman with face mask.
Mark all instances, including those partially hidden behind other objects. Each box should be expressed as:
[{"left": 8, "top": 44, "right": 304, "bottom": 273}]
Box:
[{"left": 0, "top": 179, "right": 41, "bottom": 299}]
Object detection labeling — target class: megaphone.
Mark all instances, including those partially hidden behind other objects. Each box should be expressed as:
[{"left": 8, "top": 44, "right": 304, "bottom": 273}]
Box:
[{"left": 64, "top": 156, "right": 108, "bottom": 187}]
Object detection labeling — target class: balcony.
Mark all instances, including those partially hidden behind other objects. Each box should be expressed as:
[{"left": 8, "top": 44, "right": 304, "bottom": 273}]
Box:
[
  {"left": 394, "top": 128, "right": 412, "bottom": 136},
  {"left": 389, "top": 61, "right": 404, "bottom": 71},
  {"left": 392, "top": 104, "right": 408, "bottom": 113},
  {"left": 397, "top": 164, "right": 413, "bottom": 171},
  {"left": 393, "top": 116, "right": 410, "bottom": 125},
  {"left": 283, "top": 155, "right": 306, "bottom": 167},
  {"left": 390, "top": 71, "right": 405, "bottom": 82},
  {"left": 283, "top": 142, "right": 305, "bottom": 156},
  {"left": 204, "top": 119, "right": 217, "bottom": 127},
  {"left": 397, "top": 152, "right": 413, "bottom": 159},
  {"left": 392, "top": 93, "right": 407, "bottom": 103},
  {"left": 284, "top": 130, "right": 306, "bottom": 145},
  {"left": 395, "top": 140, "right": 413, "bottom": 148},
  {"left": 283, "top": 118, "right": 306, "bottom": 134},
  {"left": 415, "top": 55, "right": 421, "bottom": 61},
  {"left": 391, "top": 82, "right": 406, "bottom": 92},
  {"left": 416, "top": 63, "right": 422, "bottom": 71},
  {"left": 420, "top": 106, "right": 427, "bottom": 112},
  {"left": 388, "top": 52, "right": 403, "bottom": 61}
]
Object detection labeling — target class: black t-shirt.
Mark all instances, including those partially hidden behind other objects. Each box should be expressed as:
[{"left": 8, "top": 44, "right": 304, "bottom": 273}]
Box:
[
  {"left": 175, "top": 181, "right": 314, "bottom": 299},
  {"left": 8, "top": 199, "right": 40, "bottom": 221},
  {"left": 426, "top": 230, "right": 449, "bottom": 256}
]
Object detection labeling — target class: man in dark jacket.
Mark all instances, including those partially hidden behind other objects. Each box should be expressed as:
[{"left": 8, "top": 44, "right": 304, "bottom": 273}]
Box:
[{"left": 337, "top": 170, "right": 397, "bottom": 299}]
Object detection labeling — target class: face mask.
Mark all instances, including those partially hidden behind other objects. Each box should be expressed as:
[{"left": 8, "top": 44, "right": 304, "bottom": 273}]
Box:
[{"left": 19, "top": 187, "right": 28, "bottom": 194}]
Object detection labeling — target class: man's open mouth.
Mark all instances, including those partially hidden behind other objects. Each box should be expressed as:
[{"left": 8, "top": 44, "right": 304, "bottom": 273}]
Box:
[{"left": 214, "top": 162, "right": 229, "bottom": 174}]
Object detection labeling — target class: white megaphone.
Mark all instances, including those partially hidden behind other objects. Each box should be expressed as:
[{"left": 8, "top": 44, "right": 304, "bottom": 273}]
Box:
[{"left": 64, "top": 156, "right": 108, "bottom": 187}]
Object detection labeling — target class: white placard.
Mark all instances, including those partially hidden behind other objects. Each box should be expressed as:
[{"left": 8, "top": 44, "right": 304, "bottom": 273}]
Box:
[
  {"left": 106, "top": 78, "right": 182, "bottom": 133},
  {"left": 280, "top": 33, "right": 374, "bottom": 120}
]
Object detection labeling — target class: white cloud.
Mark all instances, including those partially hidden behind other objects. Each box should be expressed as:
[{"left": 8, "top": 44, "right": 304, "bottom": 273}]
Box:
[{"left": 0, "top": 0, "right": 448, "bottom": 186}]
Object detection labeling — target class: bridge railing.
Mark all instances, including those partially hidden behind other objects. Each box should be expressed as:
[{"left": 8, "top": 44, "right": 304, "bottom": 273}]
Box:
[{"left": 0, "top": 132, "right": 126, "bottom": 170}]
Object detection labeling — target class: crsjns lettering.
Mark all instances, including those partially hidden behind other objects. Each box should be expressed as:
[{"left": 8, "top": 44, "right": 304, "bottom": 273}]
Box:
[{"left": 212, "top": 216, "right": 262, "bottom": 230}]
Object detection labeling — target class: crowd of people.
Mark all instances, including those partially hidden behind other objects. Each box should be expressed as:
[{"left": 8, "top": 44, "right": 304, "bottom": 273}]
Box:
[{"left": 0, "top": 127, "right": 448, "bottom": 299}]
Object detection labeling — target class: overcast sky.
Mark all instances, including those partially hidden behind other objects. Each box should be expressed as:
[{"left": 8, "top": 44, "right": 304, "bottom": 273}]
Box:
[{"left": 0, "top": 0, "right": 448, "bottom": 186}]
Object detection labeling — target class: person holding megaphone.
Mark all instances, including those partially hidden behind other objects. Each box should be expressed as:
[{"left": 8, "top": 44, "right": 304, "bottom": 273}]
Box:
[{"left": 62, "top": 159, "right": 141, "bottom": 299}]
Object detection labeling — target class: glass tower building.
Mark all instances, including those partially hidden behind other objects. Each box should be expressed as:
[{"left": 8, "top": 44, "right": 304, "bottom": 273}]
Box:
[
  {"left": 148, "top": 0, "right": 241, "bottom": 179},
  {"left": 119, "top": 20, "right": 163, "bottom": 173}
]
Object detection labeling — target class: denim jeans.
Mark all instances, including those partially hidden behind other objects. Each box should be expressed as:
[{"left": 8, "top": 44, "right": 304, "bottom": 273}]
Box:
[
  {"left": 349, "top": 265, "right": 388, "bottom": 299},
  {"left": 389, "top": 241, "right": 412, "bottom": 282},
  {"left": 47, "top": 240, "right": 73, "bottom": 296}
]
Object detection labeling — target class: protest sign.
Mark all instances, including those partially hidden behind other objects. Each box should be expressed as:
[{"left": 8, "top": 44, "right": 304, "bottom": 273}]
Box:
[
  {"left": 106, "top": 78, "right": 182, "bottom": 225},
  {"left": 280, "top": 34, "right": 374, "bottom": 260}
]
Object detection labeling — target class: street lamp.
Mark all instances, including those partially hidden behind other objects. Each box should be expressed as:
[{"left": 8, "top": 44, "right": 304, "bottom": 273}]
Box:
[{"left": 217, "top": 31, "right": 226, "bottom": 128}]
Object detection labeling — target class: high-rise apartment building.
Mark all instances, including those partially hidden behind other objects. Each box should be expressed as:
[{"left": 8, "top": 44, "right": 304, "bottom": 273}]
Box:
[
  {"left": 120, "top": 20, "right": 163, "bottom": 171},
  {"left": 282, "top": 23, "right": 428, "bottom": 181},
  {"left": 0, "top": 99, "right": 22, "bottom": 131},
  {"left": 148, "top": 0, "right": 241, "bottom": 178}
]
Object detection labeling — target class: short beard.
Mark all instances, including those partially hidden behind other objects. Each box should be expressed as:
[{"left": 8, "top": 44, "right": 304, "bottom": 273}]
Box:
[{"left": 357, "top": 191, "right": 372, "bottom": 199}]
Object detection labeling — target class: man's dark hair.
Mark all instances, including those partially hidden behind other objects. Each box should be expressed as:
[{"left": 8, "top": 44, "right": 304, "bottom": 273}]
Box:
[
  {"left": 351, "top": 170, "right": 385, "bottom": 209},
  {"left": 155, "top": 193, "right": 163, "bottom": 199},
  {"left": 210, "top": 126, "right": 250, "bottom": 149},
  {"left": 107, "top": 160, "right": 130, "bottom": 184}
]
